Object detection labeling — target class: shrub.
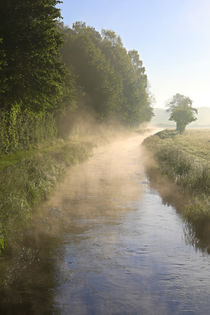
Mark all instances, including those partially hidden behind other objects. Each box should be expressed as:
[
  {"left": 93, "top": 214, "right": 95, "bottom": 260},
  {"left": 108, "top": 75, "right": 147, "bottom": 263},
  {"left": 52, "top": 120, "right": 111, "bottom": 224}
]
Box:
[{"left": 0, "top": 104, "right": 57, "bottom": 154}]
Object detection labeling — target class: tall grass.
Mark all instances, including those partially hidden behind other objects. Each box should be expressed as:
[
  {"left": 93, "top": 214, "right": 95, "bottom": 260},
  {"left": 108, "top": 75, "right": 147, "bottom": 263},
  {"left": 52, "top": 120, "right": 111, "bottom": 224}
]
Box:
[
  {"left": 0, "top": 103, "right": 95, "bottom": 253},
  {"left": 0, "top": 141, "right": 93, "bottom": 252},
  {"left": 144, "top": 129, "right": 210, "bottom": 242},
  {"left": 155, "top": 145, "right": 210, "bottom": 195},
  {"left": 144, "top": 130, "right": 210, "bottom": 195}
]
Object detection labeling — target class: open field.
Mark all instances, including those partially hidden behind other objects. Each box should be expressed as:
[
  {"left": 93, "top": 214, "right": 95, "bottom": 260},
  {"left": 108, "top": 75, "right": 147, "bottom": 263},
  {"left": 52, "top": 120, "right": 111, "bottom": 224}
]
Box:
[
  {"left": 145, "top": 128, "right": 210, "bottom": 163},
  {"left": 161, "top": 129, "right": 210, "bottom": 163},
  {"left": 144, "top": 129, "right": 210, "bottom": 184}
]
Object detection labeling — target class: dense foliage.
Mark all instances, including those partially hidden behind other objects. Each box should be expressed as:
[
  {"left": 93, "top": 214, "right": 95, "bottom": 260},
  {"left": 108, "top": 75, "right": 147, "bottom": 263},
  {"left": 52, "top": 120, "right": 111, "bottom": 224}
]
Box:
[
  {"left": 0, "top": 1, "right": 154, "bottom": 253},
  {"left": 0, "top": 1, "right": 153, "bottom": 152},
  {"left": 60, "top": 22, "right": 153, "bottom": 127},
  {"left": 0, "top": 104, "right": 57, "bottom": 154},
  {"left": 166, "top": 94, "right": 197, "bottom": 133},
  {"left": 0, "top": 0, "right": 64, "bottom": 112}
]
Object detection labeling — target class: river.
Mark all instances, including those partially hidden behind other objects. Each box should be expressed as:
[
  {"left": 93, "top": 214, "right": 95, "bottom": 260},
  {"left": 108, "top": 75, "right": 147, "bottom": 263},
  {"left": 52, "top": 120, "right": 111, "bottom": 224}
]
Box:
[{"left": 0, "top": 131, "right": 210, "bottom": 315}]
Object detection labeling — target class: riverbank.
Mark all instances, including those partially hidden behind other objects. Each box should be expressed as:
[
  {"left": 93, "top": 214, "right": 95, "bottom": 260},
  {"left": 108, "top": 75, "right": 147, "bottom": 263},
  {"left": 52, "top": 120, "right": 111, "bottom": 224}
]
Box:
[
  {"left": 2, "top": 130, "right": 210, "bottom": 314},
  {"left": 0, "top": 122, "right": 139, "bottom": 253},
  {"left": 0, "top": 139, "right": 93, "bottom": 252},
  {"left": 143, "top": 129, "right": 210, "bottom": 239}
]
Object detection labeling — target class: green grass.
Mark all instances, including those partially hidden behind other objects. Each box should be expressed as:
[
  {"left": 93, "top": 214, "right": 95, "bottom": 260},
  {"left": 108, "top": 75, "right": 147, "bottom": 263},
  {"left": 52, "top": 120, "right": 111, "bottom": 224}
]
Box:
[
  {"left": 144, "top": 129, "right": 210, "bottom": 193},
  {"left": 149, "top": 129, "right": 210, "bottom": 163},
  {"left": 0, "top": 139, "right": 93, "bottom": 252},
  {"left": 0, "top": 139, "right": 83, "bottom": 170},
  {"left": 0, "top": 149, "right": 36, "bottom": 170},
  {"left": 144, "top": 129, "right": 210, "bottom": 243}
]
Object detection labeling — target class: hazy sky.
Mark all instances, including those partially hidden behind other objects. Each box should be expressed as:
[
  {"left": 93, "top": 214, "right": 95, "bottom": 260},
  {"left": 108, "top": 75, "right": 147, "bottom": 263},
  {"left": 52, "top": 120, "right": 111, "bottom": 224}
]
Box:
[{"left": 59, "top": 0, "right": 210, "bottom": 108}]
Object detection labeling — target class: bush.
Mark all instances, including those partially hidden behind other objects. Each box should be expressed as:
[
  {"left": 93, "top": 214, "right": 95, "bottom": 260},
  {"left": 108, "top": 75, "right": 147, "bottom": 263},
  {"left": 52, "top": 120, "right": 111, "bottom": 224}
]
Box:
[{"left": 0, "top": 104, "right": 57, "bottom": 154}]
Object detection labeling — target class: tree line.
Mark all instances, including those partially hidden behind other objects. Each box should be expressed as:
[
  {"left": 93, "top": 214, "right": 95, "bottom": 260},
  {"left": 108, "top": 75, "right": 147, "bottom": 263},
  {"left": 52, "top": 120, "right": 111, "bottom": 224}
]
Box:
[{"left": 0, "top": 0, "right": 153, "bottom": 151}]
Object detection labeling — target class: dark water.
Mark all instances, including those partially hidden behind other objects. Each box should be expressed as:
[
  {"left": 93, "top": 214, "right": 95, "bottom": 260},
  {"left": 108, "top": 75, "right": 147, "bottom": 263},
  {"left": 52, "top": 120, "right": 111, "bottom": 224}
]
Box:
[{"left": 0, "top": 134, "right": 210, "bottom": 315}]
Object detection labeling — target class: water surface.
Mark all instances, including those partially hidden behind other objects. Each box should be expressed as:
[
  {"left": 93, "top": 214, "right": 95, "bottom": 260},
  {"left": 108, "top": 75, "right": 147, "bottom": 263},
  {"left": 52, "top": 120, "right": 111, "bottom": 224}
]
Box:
[{"left": 0, "top": 133, "right": 210, "bottom": 315}]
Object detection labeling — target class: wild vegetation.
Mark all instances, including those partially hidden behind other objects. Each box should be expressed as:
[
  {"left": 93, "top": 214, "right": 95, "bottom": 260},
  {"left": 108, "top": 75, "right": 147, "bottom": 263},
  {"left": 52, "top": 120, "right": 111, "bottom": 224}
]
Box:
[
  {"left": 0, "top": 1, "right": 153, "bottom": 130},
  {"left": 0, "top": 1, "right": 153, "bottom": 146},
  {"left": 59, "top": 22, "right": 153, "bottom": 129},
  {"left": 0, "top": 104, "right": 57, "bottom": 154},
  {"left": 0, "top": 140, "right": 93, "bottom": 252},
  {"left": 0, "top": 0, "right": 64, "bottom": 112},
  {"left": 0, "top": 1, "right": 153, "bottom": 251},
  {"left": 144, "top": 129, "right": 210, "bottom": 239}
]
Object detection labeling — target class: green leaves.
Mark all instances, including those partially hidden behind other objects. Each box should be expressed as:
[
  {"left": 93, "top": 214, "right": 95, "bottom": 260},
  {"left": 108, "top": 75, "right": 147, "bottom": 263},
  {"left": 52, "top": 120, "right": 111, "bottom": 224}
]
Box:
[
  {"left": 0, "top": 0, "right": 64, "bottom": 112},
  {"left": 0, "top": 104, "right": 57, "bottom": 154},
  {"left": 0, "top": 1, "right": 153, "bottom": 127},
  {"left": 60, "top": 22, "right": 153, "bottom": 127},
  {"left": 167, "top": 93, "right": 198, "bottom": 133}
]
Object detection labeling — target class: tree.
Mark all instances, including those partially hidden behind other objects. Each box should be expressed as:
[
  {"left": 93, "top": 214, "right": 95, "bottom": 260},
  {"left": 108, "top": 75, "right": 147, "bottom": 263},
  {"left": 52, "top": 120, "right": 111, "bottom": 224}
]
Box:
[
  {"left": 0, "top": 0, "right": 64, "bottom": 112},
  {"left": 59, "top": 21, "right": 153, "bottom": 126},
  {"left": 60, "top": 22, "right": 117, "bottom": 119},
  {"left": 167, "top": 93, "right": 198, "bottom": 133}
]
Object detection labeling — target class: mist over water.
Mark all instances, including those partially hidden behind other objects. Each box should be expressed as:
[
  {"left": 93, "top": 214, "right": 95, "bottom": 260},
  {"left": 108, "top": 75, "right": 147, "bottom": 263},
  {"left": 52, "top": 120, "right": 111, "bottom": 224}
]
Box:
[{"left": 0, "top": 130, "right": 210, "bottom": 314}]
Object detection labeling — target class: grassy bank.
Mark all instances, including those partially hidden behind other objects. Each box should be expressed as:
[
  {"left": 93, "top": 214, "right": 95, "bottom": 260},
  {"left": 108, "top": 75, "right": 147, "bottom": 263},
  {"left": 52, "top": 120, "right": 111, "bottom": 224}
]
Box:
[
  {"left": 0, "top": 140, "right": 93, "bottom": 252},
  {"left": 143, "top": 129, "right": 210, "bottom": 238}
]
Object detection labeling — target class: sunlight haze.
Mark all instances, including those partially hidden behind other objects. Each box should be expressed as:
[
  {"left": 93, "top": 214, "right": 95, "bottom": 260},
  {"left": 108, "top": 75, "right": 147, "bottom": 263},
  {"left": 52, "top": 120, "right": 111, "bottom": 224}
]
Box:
[
  {"left": 59, "top": 0, "right": 210, "bottom": 108},
  {"left": 1, "top": 1, "right": 210, "bottom": 312}
]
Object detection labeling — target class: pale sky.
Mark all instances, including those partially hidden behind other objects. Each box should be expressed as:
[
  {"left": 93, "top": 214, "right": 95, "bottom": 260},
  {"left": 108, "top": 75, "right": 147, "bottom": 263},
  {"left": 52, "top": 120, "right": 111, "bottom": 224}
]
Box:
[{"left": 59, "top": 0, "right": 210, "bottom": 108}]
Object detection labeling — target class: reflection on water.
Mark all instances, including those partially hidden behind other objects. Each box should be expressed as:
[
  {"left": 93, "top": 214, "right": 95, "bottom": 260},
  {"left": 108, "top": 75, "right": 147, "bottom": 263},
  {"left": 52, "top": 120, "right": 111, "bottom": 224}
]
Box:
[
  {"left": 0, "top": 235, "right": 60, "bottom": 314},
  {"left": 146, "top": 165, "right": 210, "bottom": 253},
  {"left": 0, "top": 133, "right": 210, "bottom": 314}
]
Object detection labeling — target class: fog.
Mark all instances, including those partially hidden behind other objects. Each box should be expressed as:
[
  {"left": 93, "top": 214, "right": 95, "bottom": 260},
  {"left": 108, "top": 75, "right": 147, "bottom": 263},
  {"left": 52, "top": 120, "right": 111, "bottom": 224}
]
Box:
[
  {"left": 1, "top": 122, "right": 210, "bottom": 314},
  {"left": 32, "top": 126, "right": 158, "bottom": 239}
]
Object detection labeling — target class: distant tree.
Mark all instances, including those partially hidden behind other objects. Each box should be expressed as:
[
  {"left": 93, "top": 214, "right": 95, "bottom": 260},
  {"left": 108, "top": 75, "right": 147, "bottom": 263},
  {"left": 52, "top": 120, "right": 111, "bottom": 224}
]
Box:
[{"left": 167, "top": 94, "right": 198, "bottom": 133}]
